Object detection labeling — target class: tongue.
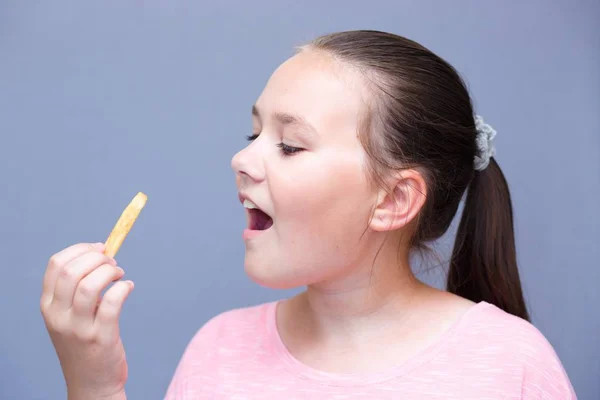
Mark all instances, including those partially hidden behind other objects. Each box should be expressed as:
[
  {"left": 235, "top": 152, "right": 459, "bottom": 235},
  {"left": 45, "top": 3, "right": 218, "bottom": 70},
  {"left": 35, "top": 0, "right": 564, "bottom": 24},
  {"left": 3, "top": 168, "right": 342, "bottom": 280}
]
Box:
[{"left": 255, "top": 209, "right": 273, "bottom": 230}]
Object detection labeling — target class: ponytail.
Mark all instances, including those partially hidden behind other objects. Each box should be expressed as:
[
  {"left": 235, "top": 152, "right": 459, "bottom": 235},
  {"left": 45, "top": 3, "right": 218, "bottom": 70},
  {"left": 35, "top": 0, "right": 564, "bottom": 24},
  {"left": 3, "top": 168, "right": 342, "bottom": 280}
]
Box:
[{"left": 448, "top": 158, "right": 530, "bottom": 321}]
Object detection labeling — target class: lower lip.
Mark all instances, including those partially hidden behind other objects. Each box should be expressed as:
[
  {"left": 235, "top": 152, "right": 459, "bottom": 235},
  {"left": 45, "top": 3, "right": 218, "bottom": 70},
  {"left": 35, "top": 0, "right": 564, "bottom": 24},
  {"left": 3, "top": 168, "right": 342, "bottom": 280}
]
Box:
[{"left": 243, "top": 228, "right": 268, "bottom": 241}]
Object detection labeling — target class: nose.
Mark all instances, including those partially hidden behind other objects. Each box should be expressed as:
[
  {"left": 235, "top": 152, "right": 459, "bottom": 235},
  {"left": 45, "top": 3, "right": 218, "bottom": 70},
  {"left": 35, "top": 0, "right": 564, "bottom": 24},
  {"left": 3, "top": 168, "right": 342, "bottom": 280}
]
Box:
[{"left": 231, "top": 140, "right": 265, "bottom": 184}]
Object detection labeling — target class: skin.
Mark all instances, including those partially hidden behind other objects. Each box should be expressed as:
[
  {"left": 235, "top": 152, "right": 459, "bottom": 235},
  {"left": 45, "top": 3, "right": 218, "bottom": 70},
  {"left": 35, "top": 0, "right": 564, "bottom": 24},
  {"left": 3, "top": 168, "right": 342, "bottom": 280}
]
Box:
[
  {"left": 40, "top": 243, "right": 131, "bottom": 400},
  {"left": 231, "top": 49, "right": 474, "bottom": 373},
  {"left": 40, "top": 49, "right": 474, "bottom": 400}
]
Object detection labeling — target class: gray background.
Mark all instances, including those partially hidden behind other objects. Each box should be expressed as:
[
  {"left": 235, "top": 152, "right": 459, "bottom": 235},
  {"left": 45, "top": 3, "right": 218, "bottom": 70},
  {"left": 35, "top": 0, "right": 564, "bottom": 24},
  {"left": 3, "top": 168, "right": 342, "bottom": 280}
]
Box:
[{"left": 1, "top": 1, "right": 598, "bottom": 399}]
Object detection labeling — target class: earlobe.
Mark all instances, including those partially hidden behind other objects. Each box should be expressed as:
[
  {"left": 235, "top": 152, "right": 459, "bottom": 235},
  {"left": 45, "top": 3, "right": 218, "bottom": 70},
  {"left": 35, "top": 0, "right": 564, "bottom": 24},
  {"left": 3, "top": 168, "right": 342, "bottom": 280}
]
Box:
[{"left": 369, "top": 170, "right": 427, "bottom": 232}]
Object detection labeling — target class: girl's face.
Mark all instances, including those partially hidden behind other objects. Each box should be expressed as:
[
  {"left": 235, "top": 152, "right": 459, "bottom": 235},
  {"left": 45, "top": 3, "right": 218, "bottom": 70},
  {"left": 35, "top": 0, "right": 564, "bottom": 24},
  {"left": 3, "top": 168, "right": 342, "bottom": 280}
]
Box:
[{"left": 231, "top": 50, "right": 381, "bottom": 289}]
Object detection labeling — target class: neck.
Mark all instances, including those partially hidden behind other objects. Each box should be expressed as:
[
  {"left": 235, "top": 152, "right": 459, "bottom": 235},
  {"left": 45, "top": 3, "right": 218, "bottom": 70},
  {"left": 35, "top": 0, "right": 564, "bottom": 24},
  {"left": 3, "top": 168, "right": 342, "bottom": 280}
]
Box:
[
  {"left": 275, "top": 234, "right": 475, "bottom": 375},
  {"left": 305, "top": 256, "right": 421, "bottom": 319},
  {"left": 290, "top": 234, "right": 432, "bottom": 342}
]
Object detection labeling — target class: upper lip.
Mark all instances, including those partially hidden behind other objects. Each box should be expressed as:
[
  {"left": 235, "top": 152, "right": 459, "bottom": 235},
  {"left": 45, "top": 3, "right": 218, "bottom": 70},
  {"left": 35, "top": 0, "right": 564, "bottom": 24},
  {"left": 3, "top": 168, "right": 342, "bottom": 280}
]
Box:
[
  {"left": 238, "top": 192, "right": 273, "bottom": 219},
  {"left": 238, "top": 192, "right": 252, "bottom": 206},
  {"left": 238, "top": 192, "right": 265, "bottom": 212}
]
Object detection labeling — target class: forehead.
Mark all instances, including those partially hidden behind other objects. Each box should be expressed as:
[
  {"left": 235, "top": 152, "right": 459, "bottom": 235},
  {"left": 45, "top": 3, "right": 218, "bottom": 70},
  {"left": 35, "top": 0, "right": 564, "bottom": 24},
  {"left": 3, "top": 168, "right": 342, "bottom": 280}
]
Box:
[{"left": 254, "top": 50, "right": 367, "bottom": 135}]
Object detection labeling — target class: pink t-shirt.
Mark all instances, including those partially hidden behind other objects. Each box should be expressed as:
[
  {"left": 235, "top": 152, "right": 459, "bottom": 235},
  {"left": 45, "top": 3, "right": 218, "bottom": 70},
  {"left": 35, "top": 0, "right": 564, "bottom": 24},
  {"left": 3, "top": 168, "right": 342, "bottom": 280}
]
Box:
[{"left": 164, "top": 300, "right": 576, "bottom": 399}]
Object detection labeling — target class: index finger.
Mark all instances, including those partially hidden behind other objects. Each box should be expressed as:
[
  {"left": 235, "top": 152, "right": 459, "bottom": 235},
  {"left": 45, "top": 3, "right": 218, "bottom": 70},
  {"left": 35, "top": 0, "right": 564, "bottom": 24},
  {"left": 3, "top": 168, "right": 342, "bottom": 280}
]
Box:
[{"left": 41, "top": 242, "right": 105, "bottom": 306}]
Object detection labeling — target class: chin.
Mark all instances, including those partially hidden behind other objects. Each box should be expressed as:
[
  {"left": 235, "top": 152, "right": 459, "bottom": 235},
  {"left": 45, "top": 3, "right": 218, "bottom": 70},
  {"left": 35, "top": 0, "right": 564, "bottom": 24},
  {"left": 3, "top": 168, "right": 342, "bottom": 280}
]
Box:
[{"left": 243, "top": 258, "right": 306, "bottom": 290}]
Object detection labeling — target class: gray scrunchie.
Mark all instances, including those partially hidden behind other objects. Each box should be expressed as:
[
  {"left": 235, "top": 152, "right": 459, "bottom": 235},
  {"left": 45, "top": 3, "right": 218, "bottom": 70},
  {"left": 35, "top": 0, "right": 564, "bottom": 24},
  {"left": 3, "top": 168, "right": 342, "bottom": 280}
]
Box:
[{"left": 473, "top": 115, "right": 497, "bottom": 171}]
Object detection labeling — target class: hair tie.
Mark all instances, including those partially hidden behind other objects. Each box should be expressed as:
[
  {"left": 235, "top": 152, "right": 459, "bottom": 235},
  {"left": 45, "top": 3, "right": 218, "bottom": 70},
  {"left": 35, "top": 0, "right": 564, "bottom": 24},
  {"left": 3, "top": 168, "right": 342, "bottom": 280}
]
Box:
[{"left": 473, "top": 115, "right": 496, "bottom": 171}]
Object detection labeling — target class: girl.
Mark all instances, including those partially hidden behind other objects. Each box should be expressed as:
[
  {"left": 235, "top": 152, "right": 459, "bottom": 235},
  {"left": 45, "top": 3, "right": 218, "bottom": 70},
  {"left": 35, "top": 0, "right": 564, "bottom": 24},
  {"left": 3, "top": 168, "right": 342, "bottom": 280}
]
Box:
[{"left": 41, "top": 30, "right": 576, "bottom": 399}]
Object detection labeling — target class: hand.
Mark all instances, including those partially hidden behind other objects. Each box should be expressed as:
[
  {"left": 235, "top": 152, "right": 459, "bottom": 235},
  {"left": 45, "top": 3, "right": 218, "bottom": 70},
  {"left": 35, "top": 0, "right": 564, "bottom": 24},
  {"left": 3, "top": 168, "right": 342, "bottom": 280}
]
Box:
[{"left": 40, "top": 242, "right": 134, "bottom": 399}]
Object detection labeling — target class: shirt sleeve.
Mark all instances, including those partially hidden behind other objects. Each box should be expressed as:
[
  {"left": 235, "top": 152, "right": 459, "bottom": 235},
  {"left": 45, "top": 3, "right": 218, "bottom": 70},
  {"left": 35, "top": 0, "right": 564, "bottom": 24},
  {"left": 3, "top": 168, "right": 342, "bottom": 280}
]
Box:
[
  {"left": 520, "top": 330, "right": 577, "bottom": 399},
  {"left": 163, "top": 314, "right": 224, "bottom": 400}
]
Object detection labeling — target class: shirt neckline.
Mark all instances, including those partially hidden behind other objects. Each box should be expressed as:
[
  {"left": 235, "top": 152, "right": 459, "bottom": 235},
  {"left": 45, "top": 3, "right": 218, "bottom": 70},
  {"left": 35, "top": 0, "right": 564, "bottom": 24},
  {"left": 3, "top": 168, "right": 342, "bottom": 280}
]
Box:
[{"left": 266, "top": 299, "right": 493, "bottom": 387}]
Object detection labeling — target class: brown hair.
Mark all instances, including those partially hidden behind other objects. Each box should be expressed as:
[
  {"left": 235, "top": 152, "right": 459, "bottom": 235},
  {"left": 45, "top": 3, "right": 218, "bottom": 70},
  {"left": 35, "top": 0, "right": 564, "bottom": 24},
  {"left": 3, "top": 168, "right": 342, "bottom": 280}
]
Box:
[{"left": 305, "top": 30, "right": 529, "bottom": 321}]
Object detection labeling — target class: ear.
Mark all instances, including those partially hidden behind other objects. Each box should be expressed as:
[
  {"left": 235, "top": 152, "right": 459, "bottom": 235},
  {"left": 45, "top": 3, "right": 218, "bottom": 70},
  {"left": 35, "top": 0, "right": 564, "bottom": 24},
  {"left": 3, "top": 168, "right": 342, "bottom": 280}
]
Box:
[{"left": 369, "top": 169, "right": 428, "bottom": 232}]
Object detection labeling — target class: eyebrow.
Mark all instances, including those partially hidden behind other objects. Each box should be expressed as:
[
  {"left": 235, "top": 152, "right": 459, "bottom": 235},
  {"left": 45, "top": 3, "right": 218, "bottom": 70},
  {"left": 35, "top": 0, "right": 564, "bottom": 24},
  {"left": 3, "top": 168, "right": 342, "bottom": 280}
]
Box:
[{"left": 252, "top": 105, "right": 318, "bottom": 138}]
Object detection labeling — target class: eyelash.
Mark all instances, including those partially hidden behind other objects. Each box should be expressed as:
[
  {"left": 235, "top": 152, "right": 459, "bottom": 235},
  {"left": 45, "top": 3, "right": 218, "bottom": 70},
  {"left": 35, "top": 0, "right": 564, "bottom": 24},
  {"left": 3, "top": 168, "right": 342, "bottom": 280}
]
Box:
[{"left": 245, "top": 134, "right": 304, "bottom": 156}]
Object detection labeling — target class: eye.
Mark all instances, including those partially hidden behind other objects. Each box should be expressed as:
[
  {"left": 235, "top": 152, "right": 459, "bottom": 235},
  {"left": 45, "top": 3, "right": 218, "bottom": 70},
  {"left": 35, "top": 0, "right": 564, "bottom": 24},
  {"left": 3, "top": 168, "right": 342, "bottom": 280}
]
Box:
[
  {"left": 277, "top": 142, "right": 304, "bottom": 156},
  {"left": 245, "top": 134, "right": 303, "bottom": 156}
]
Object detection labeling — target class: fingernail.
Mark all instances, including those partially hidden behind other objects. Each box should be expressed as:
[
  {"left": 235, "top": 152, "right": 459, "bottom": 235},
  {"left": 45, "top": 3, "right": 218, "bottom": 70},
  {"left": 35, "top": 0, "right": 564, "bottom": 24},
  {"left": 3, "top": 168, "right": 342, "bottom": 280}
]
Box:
[
  {"left": 93, "top": 242, "right": 105, "bottom": 248},
  {"left": 127, "top": 280, "right": 135, "bottom": 288},
  {"left": 117, "top": 267, "right": 125, "bottom": 274}
]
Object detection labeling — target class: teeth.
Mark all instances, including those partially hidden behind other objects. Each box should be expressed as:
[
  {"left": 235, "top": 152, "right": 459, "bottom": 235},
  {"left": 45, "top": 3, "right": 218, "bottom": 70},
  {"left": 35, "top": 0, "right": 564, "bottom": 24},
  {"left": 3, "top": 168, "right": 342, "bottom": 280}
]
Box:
[{"left": 243, "top": 199, "right": 258, "bottom": 209}]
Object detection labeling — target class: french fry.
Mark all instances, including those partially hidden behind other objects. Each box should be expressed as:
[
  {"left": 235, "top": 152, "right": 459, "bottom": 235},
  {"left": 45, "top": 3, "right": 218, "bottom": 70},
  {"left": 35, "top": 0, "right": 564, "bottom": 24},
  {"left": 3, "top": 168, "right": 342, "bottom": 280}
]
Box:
[{"left": 104, "top": 192, "right": 147, "bottom": 258}]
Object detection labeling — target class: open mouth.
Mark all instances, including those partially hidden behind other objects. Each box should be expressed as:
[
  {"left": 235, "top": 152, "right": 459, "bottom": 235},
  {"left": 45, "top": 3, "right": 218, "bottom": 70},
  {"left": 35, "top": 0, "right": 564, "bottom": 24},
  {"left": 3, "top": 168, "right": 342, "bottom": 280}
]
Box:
[
  {"left": 244, "top": 199, "right": 273, "bottom": 231},
  {"left": 248, "top": 208, "right": 273, "bottom": 231}
]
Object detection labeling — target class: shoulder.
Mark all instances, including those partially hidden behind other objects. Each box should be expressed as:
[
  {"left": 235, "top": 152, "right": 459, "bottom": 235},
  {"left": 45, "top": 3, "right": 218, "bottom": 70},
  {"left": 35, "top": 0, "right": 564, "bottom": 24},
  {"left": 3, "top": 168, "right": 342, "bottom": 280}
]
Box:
[
  {"left": 467, "top": 303, "right": 560, "bottom": 358},
  {"left": 459, "top": 302, "right": 577, "bottom": 398},
  {"left": 179, "top": 299, "right": 277, "bottom": 358},
  {"left": 164, "top": 300, "right": 277, "bottom": 397}
]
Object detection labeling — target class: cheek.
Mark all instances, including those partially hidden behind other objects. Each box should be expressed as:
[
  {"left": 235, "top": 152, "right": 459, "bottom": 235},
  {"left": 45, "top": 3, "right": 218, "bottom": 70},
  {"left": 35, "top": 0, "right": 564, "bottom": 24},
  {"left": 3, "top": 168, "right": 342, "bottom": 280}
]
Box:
[{"left": 269, "top": 154, "right": 373, "bottom": 248}]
